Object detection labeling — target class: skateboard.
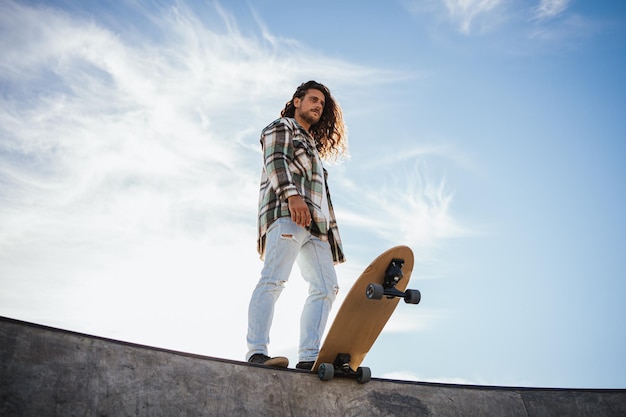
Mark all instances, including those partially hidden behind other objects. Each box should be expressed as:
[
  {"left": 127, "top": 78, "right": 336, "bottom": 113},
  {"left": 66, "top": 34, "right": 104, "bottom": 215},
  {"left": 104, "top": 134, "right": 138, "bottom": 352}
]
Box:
[{"left": 312, "top": 245, "right": 420, "bottom": 383}]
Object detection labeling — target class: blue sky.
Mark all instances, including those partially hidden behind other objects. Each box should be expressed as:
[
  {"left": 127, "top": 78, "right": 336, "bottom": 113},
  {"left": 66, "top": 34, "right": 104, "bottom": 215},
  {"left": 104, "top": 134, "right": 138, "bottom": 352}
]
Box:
[{"left": 1, "top": 0, "right": 625, "bottom": 389}]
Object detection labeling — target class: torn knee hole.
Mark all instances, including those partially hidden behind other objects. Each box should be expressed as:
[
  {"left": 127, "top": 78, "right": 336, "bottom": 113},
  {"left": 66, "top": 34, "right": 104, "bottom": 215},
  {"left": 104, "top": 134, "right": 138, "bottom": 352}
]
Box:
[{"left": 280, "top": 233, "right": 295, "bottom": 240}]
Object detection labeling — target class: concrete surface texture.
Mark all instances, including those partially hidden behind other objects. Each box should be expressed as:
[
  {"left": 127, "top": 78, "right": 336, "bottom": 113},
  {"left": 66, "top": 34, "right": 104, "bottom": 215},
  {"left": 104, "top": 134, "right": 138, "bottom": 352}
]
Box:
[{"left": 1, "top": 316, "right": 625, "bottom": 417}]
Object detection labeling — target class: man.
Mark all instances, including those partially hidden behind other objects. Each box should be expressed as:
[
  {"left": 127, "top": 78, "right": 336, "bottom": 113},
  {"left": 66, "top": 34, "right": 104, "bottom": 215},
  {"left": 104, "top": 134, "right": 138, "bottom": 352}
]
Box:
[{"left": 246, "top": 81, "right": 348, "bottom": 370}]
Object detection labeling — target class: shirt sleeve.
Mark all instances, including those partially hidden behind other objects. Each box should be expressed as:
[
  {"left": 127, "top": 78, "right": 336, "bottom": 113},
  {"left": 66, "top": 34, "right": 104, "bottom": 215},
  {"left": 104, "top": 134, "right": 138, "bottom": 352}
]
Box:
[{"left": 261, "top": 119, "right": 300, "bottom": 201}]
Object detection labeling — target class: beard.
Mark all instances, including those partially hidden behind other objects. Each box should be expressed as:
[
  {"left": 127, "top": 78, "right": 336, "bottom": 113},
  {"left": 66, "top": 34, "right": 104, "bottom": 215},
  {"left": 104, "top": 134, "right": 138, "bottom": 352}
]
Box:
[{"left": 298, "top": 109, "right": 321, "bottom": 127}]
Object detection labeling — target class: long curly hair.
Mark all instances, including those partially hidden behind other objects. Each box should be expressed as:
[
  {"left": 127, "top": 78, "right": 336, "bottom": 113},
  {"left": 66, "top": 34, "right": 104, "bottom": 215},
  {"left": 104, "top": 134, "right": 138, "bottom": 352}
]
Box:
[{"left": 281, "top": 81, "right": 349, "bottom": 161}]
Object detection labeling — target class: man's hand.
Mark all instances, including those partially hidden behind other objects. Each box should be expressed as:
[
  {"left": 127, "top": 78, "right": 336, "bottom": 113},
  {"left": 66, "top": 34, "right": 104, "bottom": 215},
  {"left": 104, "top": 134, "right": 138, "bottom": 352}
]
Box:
[{"left": 287, "top": 195, "right": 311, "bottom": 227}]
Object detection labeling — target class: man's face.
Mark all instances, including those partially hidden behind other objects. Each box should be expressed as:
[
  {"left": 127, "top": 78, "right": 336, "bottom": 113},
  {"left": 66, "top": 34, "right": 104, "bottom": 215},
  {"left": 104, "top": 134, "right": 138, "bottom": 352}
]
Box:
[{"left": 294, "top": 89, "right": 325, "bottom": 128}]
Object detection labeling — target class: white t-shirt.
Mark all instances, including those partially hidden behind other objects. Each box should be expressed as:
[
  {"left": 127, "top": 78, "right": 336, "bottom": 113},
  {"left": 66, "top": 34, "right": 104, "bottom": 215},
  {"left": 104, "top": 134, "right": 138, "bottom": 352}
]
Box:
[{"left": 316, "top": 152, "right": 331, "bottom": 229}]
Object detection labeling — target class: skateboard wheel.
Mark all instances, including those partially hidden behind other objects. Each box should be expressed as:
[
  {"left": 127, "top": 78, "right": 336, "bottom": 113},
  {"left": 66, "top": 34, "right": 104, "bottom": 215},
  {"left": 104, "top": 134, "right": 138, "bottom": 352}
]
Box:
[
  {"left": 318, "top": 363, "right": 334, "bottom": 381},
  {"left": 366, "top": 283, "right": 384, "bottom": 300},
  {"left": 404, "top": 289, "right": 421, "bottom": 305},
  {"left": 356, "top": 366, "right": 371, "bottom": 384}
]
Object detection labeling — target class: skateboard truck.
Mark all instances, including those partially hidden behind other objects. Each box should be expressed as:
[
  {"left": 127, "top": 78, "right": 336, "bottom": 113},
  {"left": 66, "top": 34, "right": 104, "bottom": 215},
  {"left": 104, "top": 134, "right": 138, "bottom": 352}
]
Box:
[
  {"left": 365, "top": 258, "right": 421, "bottom": 304},
  {"left": 317, "top": 353, "right": 372, "bottom": 384}
]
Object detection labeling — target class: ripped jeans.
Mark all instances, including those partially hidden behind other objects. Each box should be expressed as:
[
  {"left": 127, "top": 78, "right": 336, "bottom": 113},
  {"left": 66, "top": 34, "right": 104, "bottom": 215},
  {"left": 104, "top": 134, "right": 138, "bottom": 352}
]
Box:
[{"left": 247, "top": 217, "right": 339, "bottom": 363}]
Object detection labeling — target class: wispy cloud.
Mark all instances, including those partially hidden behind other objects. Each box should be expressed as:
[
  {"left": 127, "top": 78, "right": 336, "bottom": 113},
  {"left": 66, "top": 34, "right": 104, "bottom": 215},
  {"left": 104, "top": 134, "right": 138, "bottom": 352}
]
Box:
[
  {"left": 0, "top": 0, "right": 278, "bottom": 356},
  {"left": 442, "top": 0, "right": 501, "bottom": 34},
  {"left": 337, "top": 145, "right": 473, "bottom": 260},
  {"left": 403, "top": 0, "right": 508, "bottom": 35},
  {"left": 528, "top": 6, "right": 597, "bottom": 44},
  {"left": 404, "top": 0, "right": 588, "bottom": 47},
  {"left": 532, "top": 0, "right": 570, "bottom": 21}
]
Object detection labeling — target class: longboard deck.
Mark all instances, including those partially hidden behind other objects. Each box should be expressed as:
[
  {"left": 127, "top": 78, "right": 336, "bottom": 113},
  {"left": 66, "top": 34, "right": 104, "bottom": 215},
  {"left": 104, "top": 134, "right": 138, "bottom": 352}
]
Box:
[{"left": 313, "top": 245, "right": 414, "bottom": 373}]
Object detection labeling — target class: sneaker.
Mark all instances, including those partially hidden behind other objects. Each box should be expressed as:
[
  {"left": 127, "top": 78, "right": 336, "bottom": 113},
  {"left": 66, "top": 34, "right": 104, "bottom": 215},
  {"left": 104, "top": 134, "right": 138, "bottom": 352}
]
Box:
[
  {"left": 248, "top": 354, "right": 289, "bottom": 368},
  {"left": 295, "top": 361, "right": 315, "bottom": 370}
]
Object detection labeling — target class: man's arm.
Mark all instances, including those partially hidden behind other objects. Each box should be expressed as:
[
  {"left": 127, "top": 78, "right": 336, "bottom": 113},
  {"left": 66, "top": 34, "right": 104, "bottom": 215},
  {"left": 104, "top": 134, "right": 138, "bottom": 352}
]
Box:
[{"left": 262, "top": 121, "right": 311, "bottom": 227}]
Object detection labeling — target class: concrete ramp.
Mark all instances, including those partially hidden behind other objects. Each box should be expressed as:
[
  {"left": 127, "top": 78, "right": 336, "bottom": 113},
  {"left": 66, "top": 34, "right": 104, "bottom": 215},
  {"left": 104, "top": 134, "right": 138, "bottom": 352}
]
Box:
[{"left": 1, "top": 316, "right": 625, "bottom": 417}]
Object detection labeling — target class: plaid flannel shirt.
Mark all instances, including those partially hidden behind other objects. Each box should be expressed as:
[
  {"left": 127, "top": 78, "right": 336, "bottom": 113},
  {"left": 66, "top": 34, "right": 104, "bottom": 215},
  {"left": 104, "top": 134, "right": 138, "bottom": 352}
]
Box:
[{"left": 257, "top": 117, "right": 345, "bottom": 264}]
